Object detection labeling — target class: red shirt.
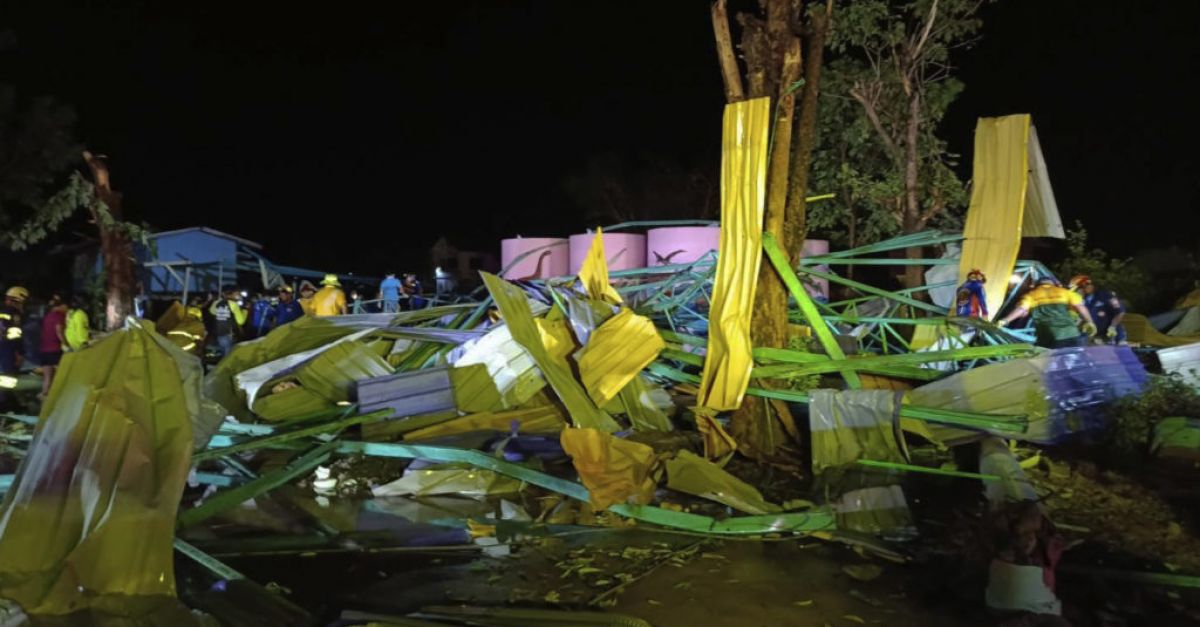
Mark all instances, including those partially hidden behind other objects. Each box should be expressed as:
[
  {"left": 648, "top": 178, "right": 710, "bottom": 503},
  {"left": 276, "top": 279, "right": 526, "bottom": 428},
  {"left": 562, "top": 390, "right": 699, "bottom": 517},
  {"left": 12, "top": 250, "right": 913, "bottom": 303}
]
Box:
[{"left": 40, "top": 307, "right": 66, "bottom": 352}]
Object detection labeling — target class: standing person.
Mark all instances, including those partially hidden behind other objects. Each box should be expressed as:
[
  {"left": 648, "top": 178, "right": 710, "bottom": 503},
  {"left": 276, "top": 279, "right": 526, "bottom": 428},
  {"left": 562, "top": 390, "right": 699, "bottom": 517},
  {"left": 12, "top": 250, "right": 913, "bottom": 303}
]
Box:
[
  {"left": 403, "top": 273, "right": 425, "bottom": 310},
  {"left": 64, "top": 295, "right": 90, "bottom": 352},
  {"left": 1069, "top": 275, "right": 1127, "bottom": 345},
  {"left": 247, "top": 292, "right": 274, "bottom": 339},
  {"left": 298, "top": 281, "right": 317, "bottom": 316},
  {"left": 349, "top": 289, "right": 365, "bottom": 314},
  {"left": 209, "top": 286, "right": 246, "bottom": 358},
  {"left": 955, "top": 269, "right": 990, "bottom": 319},
  {"left": 379, "top": 272, "right": 402, "bottom": 313},
  {"left": 313, "top": 274, "right": 347, "bottom": 317},
  {"left": 273, "top": 286, "right": 304, "bottom": 328},
  {"left": 0, "top": 286, "right": 29, "bottom": 409},
  {"left": 39, "top": 293, "right": 68, "bottom": 400},
  {"left": 998, "top": 276, "right": 1097, "bottom": 348}
]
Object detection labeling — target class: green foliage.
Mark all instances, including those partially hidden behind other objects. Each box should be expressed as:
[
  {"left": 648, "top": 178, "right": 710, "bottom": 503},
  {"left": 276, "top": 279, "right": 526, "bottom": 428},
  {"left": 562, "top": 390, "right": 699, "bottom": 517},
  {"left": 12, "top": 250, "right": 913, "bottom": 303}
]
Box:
[
  {"left": 808, "top": 0, "right": 985, "bottom": 247},
  {"left": 1054, "top": 220, "right": 1149, "bottom": 309},
  {"left": 1106, "top": 375, "right": 1200, "bottom": 463}
]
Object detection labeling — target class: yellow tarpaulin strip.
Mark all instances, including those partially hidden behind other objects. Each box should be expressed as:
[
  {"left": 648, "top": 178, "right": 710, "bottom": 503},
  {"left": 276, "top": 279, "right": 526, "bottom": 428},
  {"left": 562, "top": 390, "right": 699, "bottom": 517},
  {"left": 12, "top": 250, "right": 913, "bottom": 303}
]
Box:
[
  {"left": 578, "top": 227, "right": 623, "bottom": 305},
  {"left": 958, "top": 115, "right": 1031, "bottom": 318},
  {"left": 560, "top": 427, "right": 659, "bottom": 511},
  {"left": 696, "top": 97, "right": 771, "bottom": 410},
  {"left": 576, "top": 308, "right": 665, "bottom": 408}
]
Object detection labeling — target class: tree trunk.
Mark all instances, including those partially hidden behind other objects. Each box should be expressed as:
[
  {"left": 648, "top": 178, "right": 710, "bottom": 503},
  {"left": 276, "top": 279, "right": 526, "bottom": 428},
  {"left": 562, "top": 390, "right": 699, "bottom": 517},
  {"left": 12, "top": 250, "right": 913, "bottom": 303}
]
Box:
[
  {"left": 83, "top": 151, "right": 134, "bottom": 331},
  {"left": 711, "top": 0, "right": 745, "bottom": 103},
  {"left": 901, "top": 90, "right": 924, "bottom": 288},
  {"left": 730, "top": 28, "right": 801, "bottom": 459},
  {"left": 783, "top": 0, "right": 832, "bottom": 255}
]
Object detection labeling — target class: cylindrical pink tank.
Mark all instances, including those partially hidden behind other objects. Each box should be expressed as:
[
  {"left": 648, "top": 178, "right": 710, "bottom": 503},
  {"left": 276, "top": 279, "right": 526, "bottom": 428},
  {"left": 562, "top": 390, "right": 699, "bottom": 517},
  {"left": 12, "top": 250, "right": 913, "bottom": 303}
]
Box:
[
  {"left": 801, "top": 239, "right": 830, "bottom": 298},
  {"left": 645, "top": 226, "right": 720, "bottom": 267},
  {"left": 568, "top": 232, "right": 647, "bottom": 274},
  {"left": 500, "top": 237, "right": 569, "bottom": 279}
]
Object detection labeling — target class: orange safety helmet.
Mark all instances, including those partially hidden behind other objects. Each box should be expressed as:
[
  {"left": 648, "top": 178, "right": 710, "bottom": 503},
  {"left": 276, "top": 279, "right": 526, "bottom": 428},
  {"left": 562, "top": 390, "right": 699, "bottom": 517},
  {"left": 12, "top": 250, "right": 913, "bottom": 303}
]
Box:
[
  {"left": 967, "top": 268, "right": 987, "bottom": 283},
  {"left": 1068, "top": 275, "right": 1091, "bottom": 291}
]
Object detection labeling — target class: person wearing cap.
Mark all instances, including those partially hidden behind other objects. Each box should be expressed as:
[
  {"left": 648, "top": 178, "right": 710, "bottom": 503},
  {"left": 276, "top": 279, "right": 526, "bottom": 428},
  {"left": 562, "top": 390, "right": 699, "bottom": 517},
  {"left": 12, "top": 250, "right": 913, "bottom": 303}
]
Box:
[
  {"left": 297, "top": 280, "right": 318, "bottom": 316},
  {"left": 313, "top": 274, "right": 347, "bottom": 317},
  {"left": 998, "top": 276, "right": 1097, "bottom": 348},
  {"left": 273, "top": 285, "right": 305, "bottom": 327},
  {"left": 209, "top": 285, "right": 247, "bottom": 358},
  {"left": 1069, "top": 275, "right": 1126, "bottom": 345},
  {"left": 0, "top": 286, "right": 29, "bottom": 408},
  {"left": 955, "top": 268, "right": 990, "bottom": 319}
]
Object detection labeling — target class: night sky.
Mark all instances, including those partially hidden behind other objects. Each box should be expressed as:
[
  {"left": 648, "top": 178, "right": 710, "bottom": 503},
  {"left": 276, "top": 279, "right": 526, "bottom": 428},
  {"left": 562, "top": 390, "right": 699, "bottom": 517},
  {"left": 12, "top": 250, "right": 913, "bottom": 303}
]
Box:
[{"left": 3, "top": 0, "right": 1198, "bottom": 275}]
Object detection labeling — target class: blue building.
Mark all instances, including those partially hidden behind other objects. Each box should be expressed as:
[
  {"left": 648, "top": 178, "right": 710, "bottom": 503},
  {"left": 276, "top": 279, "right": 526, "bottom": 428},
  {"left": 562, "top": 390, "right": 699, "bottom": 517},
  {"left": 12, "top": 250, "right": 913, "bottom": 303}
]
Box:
[{"left": 141, "top": 227, "right": 264, "bottom": 296}]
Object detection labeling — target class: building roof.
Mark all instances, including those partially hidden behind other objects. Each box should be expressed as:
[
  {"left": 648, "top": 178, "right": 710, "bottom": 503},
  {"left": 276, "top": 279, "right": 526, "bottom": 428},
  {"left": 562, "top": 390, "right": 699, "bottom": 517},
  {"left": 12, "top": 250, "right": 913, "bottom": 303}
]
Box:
[{"left": 150, "top": 226, "right": 263, "bottom": 250}]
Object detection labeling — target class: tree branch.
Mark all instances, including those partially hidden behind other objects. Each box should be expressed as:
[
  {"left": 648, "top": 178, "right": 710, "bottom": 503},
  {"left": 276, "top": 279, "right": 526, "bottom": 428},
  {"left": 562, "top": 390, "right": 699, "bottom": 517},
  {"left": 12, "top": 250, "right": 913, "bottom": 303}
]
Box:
[
  {"left": 849, "top": 84, "right": 904, "bottom": 167},
  {"left": 711, "top": 0, "right": 745, "bottom": 103},
  {"left": 912, "top": 0, "right": 940, "bottom": 61}
]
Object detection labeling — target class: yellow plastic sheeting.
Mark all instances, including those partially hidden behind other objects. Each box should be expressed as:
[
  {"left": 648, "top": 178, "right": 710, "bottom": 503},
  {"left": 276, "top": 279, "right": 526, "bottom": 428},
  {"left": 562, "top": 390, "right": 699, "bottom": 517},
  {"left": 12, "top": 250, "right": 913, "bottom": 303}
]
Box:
[
  {"left": 449, "top": 363, "right": 506, "bottom": 413},
  {"left": 482, "top": 273, "right": 619, "bottom": 432},
  {"left": 1125, "top": 313, "right": 1200, "bottom": 348},
  {"left": 404, "top": 405, "right": 566, "bottom": 441},
  {"left": 0, "top": 322, "right": 198, "bottom": 615},
  {"left": 958, "top": 115, "right": 1031, "bottom": 318},
  {"left": 537, "top": 313, "right": 577, "bottom": 364},
  {"left": 576, "top": 308, "right": 665, "bottom": 408},
  {"left": 665, "top": 450, "right": 780, "bottom": 515},
  {"left": 697, "top": 97, "right": 771, "bottom": 410},
  {"left": 371, "top": 468, "right": 522, "bottom": 498},
  {"left": 577, "top": 227, "right": 623, "bottom": 305},
  {"left": 560, "top": 428, "right": 658, "bottom": 511},
  {"left": 695, "top": 409, "right": 737, "bottom": 464}
]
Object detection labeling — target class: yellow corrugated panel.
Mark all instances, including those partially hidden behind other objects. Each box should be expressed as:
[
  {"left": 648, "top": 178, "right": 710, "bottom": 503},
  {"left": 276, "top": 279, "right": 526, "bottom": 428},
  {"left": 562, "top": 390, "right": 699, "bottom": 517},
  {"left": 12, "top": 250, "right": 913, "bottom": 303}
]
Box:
[
  {"left": 561, "top": 427, "right": 658, "bottom": 510},
  {"left": 0, "top": 322, "right": 196, "bottom": 614},
  {"left": 449, "top": 363, "right": 505, "bottom": 413},
  {"left": 958, "top": 115, "right": 1031, "bottom": 318},
  {"left": 577, "top": 227, "right": 624, "bottom": 304},
  {"left": 1125, "top": 313, "right": 1200, "bottom": 348},
  {"left": 576, "top": 308, "right": 665, "bottom": 408},
  {"left": 482, "top": 272, "right": 619, "bottom": 432},
  {"left": 696, "top": 97, "right": 771, "bottom": 410},
  {"left": 404, "top": 404, "right": 566, "bottom": 441}
]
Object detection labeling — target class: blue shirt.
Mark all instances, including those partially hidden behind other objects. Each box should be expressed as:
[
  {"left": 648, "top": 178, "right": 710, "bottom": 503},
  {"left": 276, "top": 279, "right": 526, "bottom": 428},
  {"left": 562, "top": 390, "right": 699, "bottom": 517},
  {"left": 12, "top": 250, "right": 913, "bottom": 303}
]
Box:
[
  {"left": 380, "top": 277, "right": 402, "bottom": 301},
  {"left": 955, "top": 280, "right": 989, "bottom": 318},
  {"left": 1084, "top": 289, "right": 1124, "bottom": 331},
  {"left": 250, "top": 300, "right": 273, "bottom": 334},
  {"left": 274, "top": 300, "right": 305, "bottom": 326}
]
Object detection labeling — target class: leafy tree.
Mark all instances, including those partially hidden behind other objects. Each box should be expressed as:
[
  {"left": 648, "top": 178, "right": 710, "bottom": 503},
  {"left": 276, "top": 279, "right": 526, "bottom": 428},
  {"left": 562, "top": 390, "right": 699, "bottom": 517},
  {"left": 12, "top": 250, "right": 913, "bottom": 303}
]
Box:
[
  {"left": 812, "top": 0, "right": 982, "bottom": 286},
  {"left": 1054, "top": 220, "right": 1148, "bottom": 310},
  {"left": 563, "top": 153, "right": 718, "bottom": 225}
]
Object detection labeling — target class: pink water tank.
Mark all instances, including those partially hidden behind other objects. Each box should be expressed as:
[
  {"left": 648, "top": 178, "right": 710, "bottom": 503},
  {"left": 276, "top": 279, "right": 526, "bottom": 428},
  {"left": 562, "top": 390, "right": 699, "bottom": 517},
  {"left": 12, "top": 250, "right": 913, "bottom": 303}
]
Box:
[
  {"left": 500, "top": 237, "right": 569, "bottom": 279},
  {"left": 645, "top": 226, "right": 720, "bottom": 267},
  {"left": 801, "top": 239, "right": 830, "bottom": 298},
  {"left": 568, "top": 232, "right": 647, "bottom": 274}
]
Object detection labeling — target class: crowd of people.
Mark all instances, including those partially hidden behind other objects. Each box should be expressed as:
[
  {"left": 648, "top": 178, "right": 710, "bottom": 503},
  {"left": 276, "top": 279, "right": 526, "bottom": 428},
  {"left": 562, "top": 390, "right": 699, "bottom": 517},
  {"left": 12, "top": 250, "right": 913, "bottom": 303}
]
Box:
[{"left": 0, "top": 286, "right": 90, "bottom": 409}]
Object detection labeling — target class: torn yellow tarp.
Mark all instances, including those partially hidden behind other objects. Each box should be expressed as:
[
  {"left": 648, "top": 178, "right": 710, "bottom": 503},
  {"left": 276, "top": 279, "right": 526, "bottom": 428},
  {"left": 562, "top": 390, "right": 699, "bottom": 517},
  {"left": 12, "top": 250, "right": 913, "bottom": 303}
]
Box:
[
  {"left": 697, "top": 97, "right": 771, "bottom": 410},
  {"left": 537, "top": 313, "right": 577, "bottom": 364},
  {"left": 482, "top": 272, "right": 619, "bottom": 432},
  {"left": 0, "top": 320, "right": 197, "bottom": 615},
  {"left": 958, "top": 115, "right": 1064, "bottom": 318},
  {"left": 1125, "top": 313, "right": 1200, "bottom": 348},
  {"left": 404, "top": 405, "right": 566, "bottom": 441},
  {"left": 577, "top": 227, "right": 623, "bottom": 305},
  {"left": 560, "top": 428, "right": 658, "bottom": 511},
  {"left": 576, "top": 308, "right": 665, "bottom": 408},
  {"left": 665, "top": 450, "right": 780, "bottom": 515},
  {"left": 694, "top": 409, "right": 737, "bottom": 464}
]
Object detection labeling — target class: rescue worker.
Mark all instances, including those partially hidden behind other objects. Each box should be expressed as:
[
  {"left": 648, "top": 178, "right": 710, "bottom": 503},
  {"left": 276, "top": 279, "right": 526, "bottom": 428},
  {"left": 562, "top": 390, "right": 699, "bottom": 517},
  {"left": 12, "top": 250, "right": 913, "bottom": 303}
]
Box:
[
  {"left": 0, "top": 286, "right": 29, "bottom": 408},
  {"left": 39, "top": 293, "right": 68, "bottom": 400},
  {"left": 247, "top": 292, "right": 274, "bottom": 339},
  {"left": 64, "top": 295, "right": 90, "bottom": 352},
  {"left": 955, "top": 268, "right": 989, "bottom": 319},
  {"left": 274, "top": 285, "right": 304, "bottom": 327},
  {"left": 1069, "top": 275, "right": 1127, "bottom": 344},
  {"left": 403, "top": 273, "right": 425, "bottom": 310},
  {"left": 998, "top": 276, "right": 1097, "bottom": 348},
  {"left": 209, "top": 286, "right": 247, "bottom": 358},
  {"left": 312, "top": 274, "right": 347, "bottom": 317},
  {"left": 379, "top": 272, "right": 402, "bottom": 313},
  {"left": 298, "top": 281, "right": 318, "bottom": 316}
]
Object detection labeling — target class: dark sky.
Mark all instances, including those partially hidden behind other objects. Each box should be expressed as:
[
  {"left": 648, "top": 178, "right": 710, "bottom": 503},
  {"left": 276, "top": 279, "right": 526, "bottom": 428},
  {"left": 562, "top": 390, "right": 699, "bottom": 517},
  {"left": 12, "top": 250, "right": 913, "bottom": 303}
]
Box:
[{"left": 3, "top": 0, "right": 1198, "bottom": 274}]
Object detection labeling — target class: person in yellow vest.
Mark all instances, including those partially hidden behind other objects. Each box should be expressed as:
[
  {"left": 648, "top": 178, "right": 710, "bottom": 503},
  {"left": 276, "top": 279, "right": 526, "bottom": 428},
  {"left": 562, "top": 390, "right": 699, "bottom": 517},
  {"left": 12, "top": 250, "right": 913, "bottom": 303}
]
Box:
[
  {"left": 312, "top": 274, "right": 347, "bottom": 317},
  {"left": 298, "top": 280, "right": 317, "bottom": 316},
  {"left": 64, "top": 295, "right": 90, "bottom": 352}
]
